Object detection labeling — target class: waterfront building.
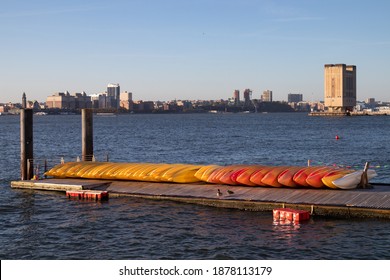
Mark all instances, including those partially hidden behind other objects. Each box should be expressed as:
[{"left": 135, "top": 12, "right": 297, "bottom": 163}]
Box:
[
  {"left": 233, "top": 90, "right": 240, "bottom": 105},
  {"left": 99, "top": 94, "right": 113, "bottom": 109},
  {"left": 74, "top": 92, "right": 92, "bottom": 109},
  {"left": 288, "top": 93, "right": 303, "bottom": 103},
  {"left": 22, "top": 92, "right": 26, "bottom": 108},
  {"left": 46, "top": 91, "right": 91, "bottom": 110},
  {"left": 261, "top": 90, "right": 272, "bottom": 102},
  {"left": 324, "top": 64, "right": 356, "bottom": 113},
  {"left": 120, "top": 91, "right": 133, "bottom": 110},
  {"left": 46, "top": 92, "right": 75, "bottom": 109},
  {"left": 107, "top": 83, "right": 120, "bottom": 109},
  {"left": 27, "top": 100, "right": 41, "bottom": 110},
  {"left": 243, "top": 89, "right": 252, "bottom": 106},
  {"left": 0, "top": 105, "right": 8, "bottom": 113}
]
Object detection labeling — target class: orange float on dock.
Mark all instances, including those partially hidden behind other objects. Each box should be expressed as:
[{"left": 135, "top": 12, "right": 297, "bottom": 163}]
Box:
[
  {"left": 66, "top": 190, "right": 109, "bottom": 201},
  {"left": 273, "top": 208, "right": 310, "bottom": 223}
]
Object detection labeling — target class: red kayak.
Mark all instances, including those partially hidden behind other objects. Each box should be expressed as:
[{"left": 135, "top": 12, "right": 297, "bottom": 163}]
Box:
[
  {"left": 235, "top": 166, "right": 264, "bottom": 186},
  {"left": 219, "top": 166, "right": 246, "bottom": 185},
  {"left": 229, "top": 167, "right": 252, "bottom": 185},
  {"left": 292, "top": 166, "right": 328, "bottom": 187},
  {"left": 305, "top": 166, "right": 336, "bottom": 188},
  {"left": 261, "top": 166, "right": 289, "bottom": 187},
  {"left": 249, "top": 166, "right": 275, "bottom": 186},
  {"left": 207, "top": 165, "right": 241, "bottom": 184},
  {"left": 277, "top": 166, "right": 306, "bottom": 187}
]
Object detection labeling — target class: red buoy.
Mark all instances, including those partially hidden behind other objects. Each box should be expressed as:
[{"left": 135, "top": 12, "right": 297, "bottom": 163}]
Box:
[{"left": 335, "top": 135, "right": 340, "bottom": 140}]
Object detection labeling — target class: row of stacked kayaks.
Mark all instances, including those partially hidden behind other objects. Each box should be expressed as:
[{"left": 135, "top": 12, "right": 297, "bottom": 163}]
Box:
[{"left": 45, "top": 161, "right": 377, "bottom": 189}]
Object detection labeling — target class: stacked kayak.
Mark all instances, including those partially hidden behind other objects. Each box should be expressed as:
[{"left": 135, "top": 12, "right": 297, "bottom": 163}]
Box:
[
  {"left": 44, "top": 162, "right": 203, "bottom": 183},
  {"left": 44, "top": 162, "right": 377, "bottom": 189},
  {"left": 193, "top": 164, "right": 376, "bottom": 189}
]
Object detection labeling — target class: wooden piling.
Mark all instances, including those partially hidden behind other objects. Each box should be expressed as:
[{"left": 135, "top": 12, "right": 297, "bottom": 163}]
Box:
[
  {"left": 20, "top": 109, "right": 33, "bottom": 180},
  {"left": 358, "top": 162, "right": 372, "bottom": 189},
  {"left": 81, "top": 109, "right": 93, "bottom": 161}
]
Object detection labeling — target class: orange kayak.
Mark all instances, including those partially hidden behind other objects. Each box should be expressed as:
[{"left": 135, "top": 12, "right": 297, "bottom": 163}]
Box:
[
  {"left": 218, "top": 166, "right": 245, "bottom": 185},
  {"left": 305, "top": 167, "right": 336, "bottom": 188},
  {"left": 235, "top": 166, "right": 264, "bottom": 186},
  {"left": 321, "top": 169, "right": 354, "bottom": 189},
  {"left": 207, "top": 165, "right": 242, "bottom": 184},
  {"left": 249, "top": 166, "right": 274, "bottom": 186},
  {"left": 229, "top": 167, "right": 251, "bottom": 185},
  {"left": 277, "top": 166, "right": 306, "bottom": 187},
  {"left": 194, "top": 165, "right": 221, "bottom": 182},
  {"left": 261, "top": 166, "right": 289, "bottom": 187},
  {"left": 293, "top": 166, "right": 328, "bottom": 187}
]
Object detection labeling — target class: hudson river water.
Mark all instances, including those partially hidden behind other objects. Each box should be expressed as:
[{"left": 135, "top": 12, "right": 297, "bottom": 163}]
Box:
[{"left": 1, "top": 113, "right": 389, "bottom": 259}]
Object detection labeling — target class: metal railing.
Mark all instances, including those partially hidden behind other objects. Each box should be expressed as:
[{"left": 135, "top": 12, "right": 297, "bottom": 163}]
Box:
[{"left": 27, "top": 153, "right": 110, "bottom": 180}]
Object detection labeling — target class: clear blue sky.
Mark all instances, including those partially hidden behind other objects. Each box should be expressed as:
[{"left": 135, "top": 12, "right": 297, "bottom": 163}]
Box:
[{"left": 1, "top": 0, "right": 389, "bottom": 103}]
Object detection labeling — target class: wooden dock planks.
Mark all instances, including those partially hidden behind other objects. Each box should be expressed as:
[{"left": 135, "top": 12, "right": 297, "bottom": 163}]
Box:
[{"left": 10, "top": 178, "right": 390, "bottom": 218}]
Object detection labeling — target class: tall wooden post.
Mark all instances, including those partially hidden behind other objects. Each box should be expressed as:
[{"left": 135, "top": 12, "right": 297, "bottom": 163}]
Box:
[
  {"left": 20, "top": 109, "right": 33, "bottom": 180},
  {"left": 81, "top": 109, "right": 93, "bottom": 161},
  {"left": 358, "top": 162, "right": 372, "bottom": 189}
]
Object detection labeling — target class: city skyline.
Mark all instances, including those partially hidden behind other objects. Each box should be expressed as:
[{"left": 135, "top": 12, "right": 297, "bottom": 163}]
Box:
[{"left": 1, "top": 0, "right": 390, "bottom": 103}]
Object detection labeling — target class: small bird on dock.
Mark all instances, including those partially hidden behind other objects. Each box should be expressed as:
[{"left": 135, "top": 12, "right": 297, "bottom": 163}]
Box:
[
  {"left": 227, "top": 189, "right": 234, "bottom": 195},
  {"left": 217, "top": 189, "right": 223, "bottom": 197}
]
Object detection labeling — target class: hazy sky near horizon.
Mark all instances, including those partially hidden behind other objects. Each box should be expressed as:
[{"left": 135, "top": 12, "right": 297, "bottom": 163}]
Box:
[{"left": 1, "top": 0, "right": 390, "bottom": 103}]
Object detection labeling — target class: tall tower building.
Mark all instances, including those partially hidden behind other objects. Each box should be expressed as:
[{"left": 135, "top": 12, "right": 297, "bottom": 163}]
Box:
[
  {"left": 22, "top": 92, "right": 27, "bottom": 109},
  {"left": 107, "top": 83, "right": 120, "bottom": 109},
  {"left": 120, "top": 91, "right": 133, "bottom": 110},
  {"left": 261, "top": 90, "right": 272, "bottom": 102},
  {"left": 233, "top": 90, "right": 240, "bottom": 105},
  {"left": 243, "top": 89, "right": 252, "bottom": 106},
  {"left": 324, "top": 64, "right": 356, "bottom": 113}
]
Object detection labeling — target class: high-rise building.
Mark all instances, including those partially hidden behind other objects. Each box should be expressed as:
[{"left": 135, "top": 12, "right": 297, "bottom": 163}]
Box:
[
  {"left": 233, "top": 90, "right": 240, "bottom": 105},
  {"left": 261, "top": 90, "right": 272, "bottom": 102},
  {"left": 324, "top": 64, "right": 356, "bottom": 113},
  {"left": 120, "top": 91, "right": 133, "bottom": 110},
  {"left": 107, "top": 83, "right": 120, "bottom": 109},
  {"left": 243, "top": 89, "right": 252, "bottom": 106},
  {"left": 288, "top": 93, "right": 303, "bottom": 103},
  {"left": 22, "top": 92, "right": 27, "bottom": 108}
]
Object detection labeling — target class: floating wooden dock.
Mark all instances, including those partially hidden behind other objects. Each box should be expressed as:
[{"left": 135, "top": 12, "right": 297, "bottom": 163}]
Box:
[
  {"left": 11, "top": 178, "right": 390, "bottom": 219},
  {"left": 309, "top": 111, "right": 389, "bottom": 116}
]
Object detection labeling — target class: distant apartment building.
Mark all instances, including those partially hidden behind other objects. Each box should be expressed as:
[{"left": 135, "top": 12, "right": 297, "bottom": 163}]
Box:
[
  {"left": 243, "top": 89, "right": 252, "bottom": 106},
  {"left": 261, "top": 90, "right": 272, "bottom": 102},
  {"left": 0, "top": 105, "right": 8, "bottom": 114},
  {"left": 74, "top": 92, "right": 92, "bottom": 109},
  {"left": 93, "top": 93, "right": 115, "bottom": 109},
  {"left": 26, "top": 100, "right": 42, "bottom": 110},
  {"left": 132, "top": 100, "right": 155, "bottom": 112},
  {"left": 120, "top": 91, "right": 133, "bottom": 110},
  {"left": 107, "top": 83, "right": 120, "bottom": 109},
  {"left": 46, "top": 91, "right": 91, "bottom": 110},
  {"left": 288, "top": 93, "right": 303, "bottom": 103},
  {"left": 233, "top": 90, "right": 240, "bottom": 105},
  {"left": 46, "top": 91, "right": 75, "bottom": 109},
  {"left": 324, "top": 64, "right": 356, "bottom": 113}
]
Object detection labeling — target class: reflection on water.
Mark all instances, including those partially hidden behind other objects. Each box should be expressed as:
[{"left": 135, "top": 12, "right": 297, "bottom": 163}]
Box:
[{"left": 1, "top": 189, "right": 389, "bottom": 260}]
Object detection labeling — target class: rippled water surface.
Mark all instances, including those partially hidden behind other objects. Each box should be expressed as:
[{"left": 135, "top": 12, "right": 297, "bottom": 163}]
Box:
[{"left": 1, "top": 113, "right": 389, "bottom": 259}]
